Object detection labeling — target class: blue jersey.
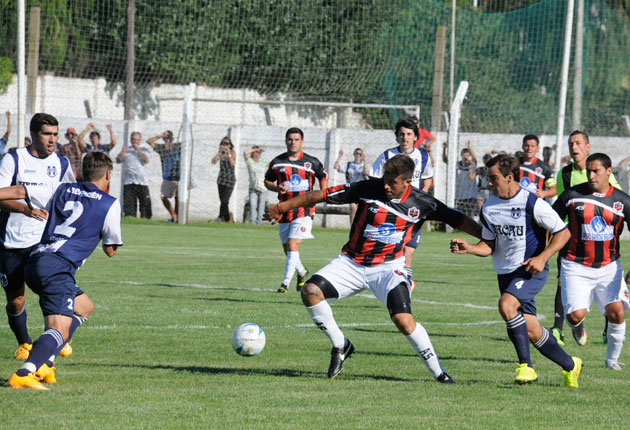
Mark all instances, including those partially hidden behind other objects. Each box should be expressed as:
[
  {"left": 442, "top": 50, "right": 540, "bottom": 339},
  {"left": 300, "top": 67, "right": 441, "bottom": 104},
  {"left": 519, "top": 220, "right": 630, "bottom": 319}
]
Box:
[{"left": 26, "top": 182, "right": 122, "bottom": 268}]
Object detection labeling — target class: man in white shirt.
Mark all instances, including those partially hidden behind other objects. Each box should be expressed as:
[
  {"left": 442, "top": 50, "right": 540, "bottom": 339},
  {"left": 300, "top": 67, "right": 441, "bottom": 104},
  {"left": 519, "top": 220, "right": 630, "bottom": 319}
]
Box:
[
  {"left": 116, "top": 131, "right": 152, "bottom": 219},
  {"left": 0, "top": 113, "right": 75, "bottom": 359}
]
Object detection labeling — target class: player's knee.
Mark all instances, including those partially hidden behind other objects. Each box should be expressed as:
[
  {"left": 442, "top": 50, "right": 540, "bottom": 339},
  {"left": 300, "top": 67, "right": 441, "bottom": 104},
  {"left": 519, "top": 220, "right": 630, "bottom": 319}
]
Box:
[
  {"left": 74, "top": 294, "right": 94, "bottom": 318},
  {"left": 605, "top": 304, "right": 625, "bottom": 324},
  {"left": 566, "top": 310, "right": 585, "bottom": 325},
  {"left": 5, "top": 293, "right": 26, "bottom": 313},
  {"left": 391, "top": 313, "right": 415, "bottom": 335},
  {"left": 301, "top": 275, "right": 337, "bottom": 306}
]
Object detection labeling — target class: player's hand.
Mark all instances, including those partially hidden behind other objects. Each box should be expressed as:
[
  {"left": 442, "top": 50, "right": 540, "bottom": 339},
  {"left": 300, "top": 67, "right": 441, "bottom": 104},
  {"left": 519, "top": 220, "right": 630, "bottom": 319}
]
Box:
[
  {"left": 277, "top": 185, "right": 288, "bottom": 195},
  {"left": 450, "top": 238, "right": 469, "bottom": 254},
  {"left": 338, "top": 149, "right": 344, "bottom": 156},
  {"left": 521, "top": 256, "right": 545, "bottom": 274},
  {"left": 625, "top": 271, "right": 630, "bottom": 285},
  {"left": 25, "top": 208, "right": 48, "bottom": 222},
  {"left": 121, "top": 146, "right": 128, "bottom": 153},
  {"left": 265, "top": 203, "right": 282, "bottom": 225}
]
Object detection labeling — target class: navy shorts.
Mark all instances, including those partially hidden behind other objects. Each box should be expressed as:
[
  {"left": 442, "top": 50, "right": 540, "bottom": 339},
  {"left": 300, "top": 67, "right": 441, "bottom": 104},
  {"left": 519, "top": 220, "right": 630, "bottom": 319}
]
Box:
[
  {"left": 0, "top": 245, "right": 36, "bottom": 294},
  {"left": 24, "top": 252, "right": 83, "bottom": 317},
  {"left": 406, "top": 228, "right": 422, "bottom": 249},
  {"left": 497, "top": 265, "right": 549, "bottom": 315}
]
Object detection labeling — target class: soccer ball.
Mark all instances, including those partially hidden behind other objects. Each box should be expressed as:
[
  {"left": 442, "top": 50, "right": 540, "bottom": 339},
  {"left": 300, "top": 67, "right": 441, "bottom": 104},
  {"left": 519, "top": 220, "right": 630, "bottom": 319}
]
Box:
[{"left": 231, "top": 323, "right": 266, "bottom": 356}]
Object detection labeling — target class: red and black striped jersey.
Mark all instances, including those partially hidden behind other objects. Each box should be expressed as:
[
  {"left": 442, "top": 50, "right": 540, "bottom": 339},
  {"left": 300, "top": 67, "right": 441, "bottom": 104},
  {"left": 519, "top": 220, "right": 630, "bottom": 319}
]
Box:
[
  {"left": 265, "top": 151, "right": 328, "bottom": 223},
  {"left": 324, "top": 178, "right": 464, "bottom": 266},
  {"left": 519, "top": 157, "right": 555, "bottom": 193},
  {"left": 552, "top": 183, "right": 630, "bottom": 268}
]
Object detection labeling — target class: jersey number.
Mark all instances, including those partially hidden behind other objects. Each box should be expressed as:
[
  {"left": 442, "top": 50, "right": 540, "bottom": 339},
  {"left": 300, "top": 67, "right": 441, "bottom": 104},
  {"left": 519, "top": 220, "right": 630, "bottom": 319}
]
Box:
[{"left": 53, "top": 201, "right": 84, "bottom": 237}]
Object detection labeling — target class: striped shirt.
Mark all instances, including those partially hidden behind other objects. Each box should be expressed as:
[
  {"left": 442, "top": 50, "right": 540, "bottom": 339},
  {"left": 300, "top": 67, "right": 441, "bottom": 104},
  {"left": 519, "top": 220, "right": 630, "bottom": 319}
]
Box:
[{"left": 519, "top": 157, "right": 555, "bottom": 193}]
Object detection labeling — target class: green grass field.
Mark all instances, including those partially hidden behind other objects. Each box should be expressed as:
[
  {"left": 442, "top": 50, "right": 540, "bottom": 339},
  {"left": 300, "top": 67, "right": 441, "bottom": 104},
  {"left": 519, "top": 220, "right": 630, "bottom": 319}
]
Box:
[{"left": 1, "top": 219, "right": 629, "bottom": 429}]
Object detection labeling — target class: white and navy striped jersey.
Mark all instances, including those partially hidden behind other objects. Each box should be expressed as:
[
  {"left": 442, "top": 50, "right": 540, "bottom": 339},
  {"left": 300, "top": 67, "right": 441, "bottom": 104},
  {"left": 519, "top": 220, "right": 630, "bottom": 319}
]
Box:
[
  {"left": 0, "top": 147, "right": 75, "bottom": 249},
  {"left": 26, "top": 182, "right": 122, "bottom": 268},
  {"left": 370, "top": 147, "right": 432, "bottom": 190},
  {"left": 481, "top": 188, "right": 566, "bottom": 274}
]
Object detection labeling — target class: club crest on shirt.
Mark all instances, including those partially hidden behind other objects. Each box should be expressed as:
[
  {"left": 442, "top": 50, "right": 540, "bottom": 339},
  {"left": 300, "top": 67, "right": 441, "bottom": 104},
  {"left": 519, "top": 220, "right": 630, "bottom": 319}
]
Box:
[
  {"left": 613, "top": 201, "right": 624, "bottom": 211},
  {"left": 408, "top": 207, "right": 419, "bottom": 218},
  {"left": 304, "top": 162, "right": 312, "bottom": 170},
  {"left": 535, "top": 167, "right": 542, "bottom": 175},
  {"left": 300, "top": 226, "right": 306, "bottom": 233},
  {"left": 511, "top": 207, "right": 522, "bottom": 219},
  {"left": 47, "top": 165, "right": 57, "bottom": 178}
]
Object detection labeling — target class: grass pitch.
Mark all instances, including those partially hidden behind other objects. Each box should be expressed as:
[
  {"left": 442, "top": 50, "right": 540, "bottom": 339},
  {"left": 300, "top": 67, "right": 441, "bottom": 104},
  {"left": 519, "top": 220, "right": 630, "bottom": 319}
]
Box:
[{"left": 1, "top": 219, "right": 629, "bottom": 429}]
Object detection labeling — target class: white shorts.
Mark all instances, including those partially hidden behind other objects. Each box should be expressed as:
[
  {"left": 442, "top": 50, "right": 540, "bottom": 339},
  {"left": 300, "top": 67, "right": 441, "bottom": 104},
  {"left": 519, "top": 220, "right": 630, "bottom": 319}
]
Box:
[
  {"left": 278, "top": 216, "right": 314, "bottom": 244},
  {"left": 314, "top": 254, "right": 410, "bottom": 306},
  {"left": 161, "top": 180, "right": 178, "bottom": 199},
  {"left": 561, "top": 258, "right": 630, "bottom": 315}
]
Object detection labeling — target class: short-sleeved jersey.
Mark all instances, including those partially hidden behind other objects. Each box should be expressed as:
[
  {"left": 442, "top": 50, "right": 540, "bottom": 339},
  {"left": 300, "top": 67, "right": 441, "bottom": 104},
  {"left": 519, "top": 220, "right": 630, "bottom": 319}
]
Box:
[
  {"left": 338, "top": 161, "right": 366, "bottom": 183},
  {"left": 456, "top": 161, "right": 477, "bottom": 199},
  {"left": 370, "top": 147, "right": 433, "bottom": 189},
  {"left": 519, "top": 158, "right": 555, "bottom": 193},
  {"left": 265, "top": 151, "right": 328, "bottom": 223},
  {"left": 552, "top": 183, "right": 630, "bottom": 268},
  {"left": 555, "top": 163, "right": 620, "bottom": 196},
  {"left": 26, "top": 182, "right": 122, "bottom": 269},
  {"left": 324, "top": 178, "right": 464, "bottom": 266},
  {"left": 153, "top": 143, "right": 181, "bottom": 181},
  {"left": 481, "top": 188, "right": 567, "bottom": 274},
  {"left": 0, "top": 147, "right": 75, "bottom": 249}
]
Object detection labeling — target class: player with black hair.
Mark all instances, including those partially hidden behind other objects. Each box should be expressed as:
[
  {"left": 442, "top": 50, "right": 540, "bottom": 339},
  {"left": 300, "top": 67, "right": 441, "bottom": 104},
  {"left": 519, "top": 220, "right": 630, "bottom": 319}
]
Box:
[{"left": 268, "top": 155, "right": 481, "bottom": 382}]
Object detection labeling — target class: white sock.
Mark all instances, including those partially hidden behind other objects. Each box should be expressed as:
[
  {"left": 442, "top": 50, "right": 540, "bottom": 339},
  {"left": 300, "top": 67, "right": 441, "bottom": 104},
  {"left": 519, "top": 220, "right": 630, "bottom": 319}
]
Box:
[
  {"left": 405, "top": 322, "right": 444, "bottom": 378},
  {"left": 295, "top": 259, "right": 306, "bottom": 276},
  {"left": 606, "top": 321, "right": 626, "bottom": 362},
  {"left": 307, "top": 301, "right": 345, "bottom": 348},
  {"left": 283, "top": 251, "right": 300, "bottom": 285}
]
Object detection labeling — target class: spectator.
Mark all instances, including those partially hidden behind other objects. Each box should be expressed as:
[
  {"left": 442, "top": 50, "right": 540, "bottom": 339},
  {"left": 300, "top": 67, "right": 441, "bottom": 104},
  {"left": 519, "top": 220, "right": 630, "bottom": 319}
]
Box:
[
  {"left": 1, "top": 111, "right": 10, "bottom": 153},
  {"left": 475, "top": 152, "right": 493, "bottom": 216},
  {"left": 543, "top": 146, "right": 554, "bottom": 169},
  {"left": 334, "top": 148, "right": 369, "bottom": 222},
  {"left": 455, "top": 141, "right": 478, "bottom": 218},
  {"left": 24, "top": 137, "right": 31, "bottom": 146},
  {"left": 243, "top": 145, "right": 267, "bottom": 225},
  {"left": 147, "top": 130, "right": 181, "bottom": 223},
  {"left": 116, "top": 131, "right": 152, "bottom": 219},
  {"left": 211, "top": 136, "right": 236, "bottom": 223},
  {"left": 79, "top": 123, "right": 117, "bottom": 155},
  {"left": 60, "top": 127, "right": 87, "bottom": 181}
]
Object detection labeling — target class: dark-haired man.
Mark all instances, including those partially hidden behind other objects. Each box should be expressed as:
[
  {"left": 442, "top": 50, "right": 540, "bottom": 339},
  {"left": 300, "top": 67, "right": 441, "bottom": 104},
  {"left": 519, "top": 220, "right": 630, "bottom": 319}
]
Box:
[
  {"left": 451, "top": 154, "right": 582, "bottom": 387},
  {"left": 7, "top": 152, "right": 122, "bottom": 390},
  {"left": 0, "top": 113, "right": 75, "bottom": 360},
  {"left": 370, "top": 118, "right": 433, "bottom": 285},
  {"left": 553, "top": 153, "right": 629, "bottom": 371},
  {"left": 268, "top": 155, "right": 481, "bottom": 382},
  {"left": 265, "top": 127, "right": 328, "bottom": 293},
  {"left": 519, "top": 134, "right": 555, "bottom": 199},
  {"left": 147, "top": 130, "right": 181, "bottom": 223}
]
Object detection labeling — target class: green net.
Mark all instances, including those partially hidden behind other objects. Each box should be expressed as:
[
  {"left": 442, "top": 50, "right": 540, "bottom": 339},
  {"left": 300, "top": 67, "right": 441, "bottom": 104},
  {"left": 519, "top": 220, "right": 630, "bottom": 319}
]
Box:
[{"left": 0, "top": 0, "right": 628, "bottom": 134}]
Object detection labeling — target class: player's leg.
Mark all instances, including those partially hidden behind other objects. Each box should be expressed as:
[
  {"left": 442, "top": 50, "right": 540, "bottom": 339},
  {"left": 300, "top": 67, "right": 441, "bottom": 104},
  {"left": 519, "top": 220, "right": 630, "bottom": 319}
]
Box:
[
  {"left": 53, "top": 291, "right": 93, "bottom": 361},
  {"left": 562, "top": 259, "right": 593, "bottom": 346},
  {"left": 498, "top": 293, "right": 534, "bottom": 368},
  {"left": 302, "top": 260, "right": 362, "bottom": 378},
  {"left": 603, "top": 301, "right": 625, "bottom": 370},
  {"left": 524, "top": 313, "right": 575, "bottom": 371},
  {"left": 551, "top": 256, "right": 565, "bottom": 345},
  {"left": 282, "top": 217, "right": 313, "bottom": 292},
  {"left": 2, "top": 248, "right": 33, "bottom": 356}
]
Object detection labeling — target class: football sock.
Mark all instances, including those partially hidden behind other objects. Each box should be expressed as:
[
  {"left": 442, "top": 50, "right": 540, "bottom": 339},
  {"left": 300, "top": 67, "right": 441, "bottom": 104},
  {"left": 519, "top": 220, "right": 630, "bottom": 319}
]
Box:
[
  {"left": 405, "top": 322, "right": 444, "bottom": 379},
  {"left": 16, "top": 329, "right": 64, "bottom": 377},
  {"left": 506, "top": 313, "right": 532, "bottom": 367},
  {"left": 307, "top": 301, "right": 345, "bottom": 349},
  {"left": 553, "top": 283, "right": 564, "bottom": 330},
  {"left": 567, "top": 318, "right": 585, "bottom": 333},
  {"left": 6, "top": 306, "right": 32, "bottom": 345},
  {"left": 532, "top": 327, "right": 574, "bottom": 371},
  {"left": 283, "top": 251, "right": 300, "bottom": 285},
  {"left": 295, "top": 260, "right": 306, "bottom": 276},
  {"left": 48, "top": 315, "right": 87, "bottom": 366},
  {"left": 606, "top": 321, "right": 626, "bottom": 362}
]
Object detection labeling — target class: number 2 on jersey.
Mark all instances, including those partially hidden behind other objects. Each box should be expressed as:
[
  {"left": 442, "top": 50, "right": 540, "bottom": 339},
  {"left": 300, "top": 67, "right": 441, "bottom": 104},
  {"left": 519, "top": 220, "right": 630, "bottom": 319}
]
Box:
[{"left": 53, "top": 201, "right": 84, "bottom": 237}]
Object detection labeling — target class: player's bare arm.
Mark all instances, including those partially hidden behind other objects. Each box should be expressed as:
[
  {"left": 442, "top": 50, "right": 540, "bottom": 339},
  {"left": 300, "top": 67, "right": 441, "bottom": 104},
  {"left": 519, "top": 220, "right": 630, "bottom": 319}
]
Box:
[
  {"left": 267, "top": 190, "right": 325, "bottom": 224},
  {"left": 521, "top": 227, "right": 570, "bottom": 274},
  {"left": 450, "top": 238, "right": 494, "bottom": 257},
  {"left": 457, "top": 216, "right": 483, "bottom": 240},
  {"left": 0, "top": 186, "right": 48, "bottom": 221},
  {"left": 264, "top": 179, "right": 287, "bottom": 194}
]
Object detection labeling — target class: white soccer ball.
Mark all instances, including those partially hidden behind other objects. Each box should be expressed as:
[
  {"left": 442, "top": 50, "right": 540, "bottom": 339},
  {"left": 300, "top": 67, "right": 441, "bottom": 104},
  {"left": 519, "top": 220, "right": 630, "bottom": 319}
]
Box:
[{"left": 231, "top": 323, "right": 266, "bottom": 356}]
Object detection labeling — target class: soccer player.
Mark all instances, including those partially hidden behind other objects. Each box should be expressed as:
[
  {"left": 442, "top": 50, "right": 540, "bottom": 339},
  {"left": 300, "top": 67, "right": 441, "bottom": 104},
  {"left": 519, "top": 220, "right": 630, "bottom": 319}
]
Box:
[
  {"left": 0, "top": 113, "right": 75, "bottom": 360},
  {"left": 552, "top": 153, "right": 629, "bottom": 370},
  {"left": 550, "top": 130, "right": 621, "bottom": 346},
  {"left": 267, "top": 155, "right": 481, "bottom": 382},
  {"left": 450, "top": 154, "right": 582, "bottom": 387},
  {"left": 518, "top": 134, "right": 556, "bottom": 199},
  {"left": 7, "top": 152, "right": 122, "bottom": 390},
  {"left": 370, "top": 118, "right": 433, "bottom": 284},
  {"left": 264, "top": 127, "right": 328, "bottom": 293}
]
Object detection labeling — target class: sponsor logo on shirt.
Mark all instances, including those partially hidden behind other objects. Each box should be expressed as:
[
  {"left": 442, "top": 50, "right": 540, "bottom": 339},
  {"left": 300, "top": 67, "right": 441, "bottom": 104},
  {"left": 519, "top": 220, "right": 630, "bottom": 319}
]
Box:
[
  {"left": 491, "top": 223, "right": 524, "bottom": 238},
  {"left": 23, "top": 169, "right": 36, "bottom": 174},
  {"left": 283, "top": 174, "right": 309, "bottom": 192},
  {"left": 363, "top": 222, "right": 404, "bottom": 245},
  {"left": 582, "top": 216, "right": 614, "bottom": 241},
  {"left": 519, "top": 177, "right": 536, "bottom": 192}
]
